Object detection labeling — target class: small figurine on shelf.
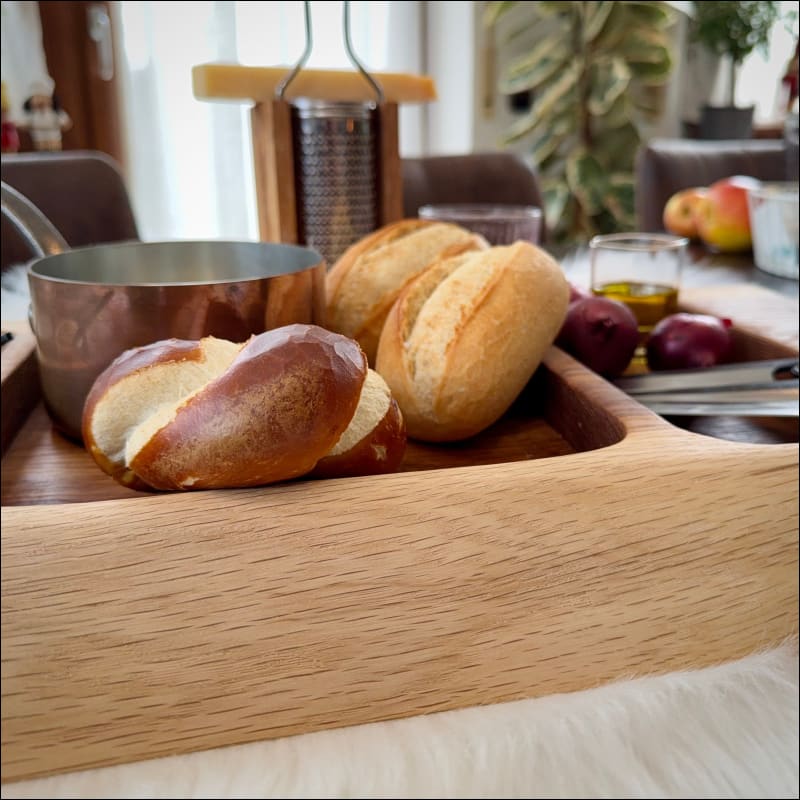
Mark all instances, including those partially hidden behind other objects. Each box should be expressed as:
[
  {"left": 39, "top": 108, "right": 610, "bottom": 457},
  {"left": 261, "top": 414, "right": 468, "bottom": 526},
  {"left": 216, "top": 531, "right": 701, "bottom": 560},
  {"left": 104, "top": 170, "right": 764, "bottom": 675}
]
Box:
[
  {"left": 781, "top": 40, "right": 799, "bottom": 114},
  {"left": 18, "top": 79, "right": 71, "bottom": 151},
  {"left": 1, "top": 81, "right": 20, "bottom": 154}
]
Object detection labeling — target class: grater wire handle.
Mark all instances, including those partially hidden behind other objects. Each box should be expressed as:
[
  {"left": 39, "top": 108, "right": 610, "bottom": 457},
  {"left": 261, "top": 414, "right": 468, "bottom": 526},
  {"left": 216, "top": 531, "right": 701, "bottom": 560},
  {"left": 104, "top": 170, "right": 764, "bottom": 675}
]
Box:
[
  {"left": 342, "top": 2, "right": 384, "bottom": 104},
  {"left": 275, "top": 1, "right": 314, "bottom": 100},
  {"left": 275, "top": 1, "right": 384, "bottom": 104}
]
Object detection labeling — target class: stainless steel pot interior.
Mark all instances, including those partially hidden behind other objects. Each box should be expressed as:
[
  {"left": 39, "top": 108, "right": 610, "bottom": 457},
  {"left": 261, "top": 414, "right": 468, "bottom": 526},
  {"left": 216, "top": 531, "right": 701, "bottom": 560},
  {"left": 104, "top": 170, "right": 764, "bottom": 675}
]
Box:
[{"left": 28, "top": 239, "right": 323, "bottom": 286}]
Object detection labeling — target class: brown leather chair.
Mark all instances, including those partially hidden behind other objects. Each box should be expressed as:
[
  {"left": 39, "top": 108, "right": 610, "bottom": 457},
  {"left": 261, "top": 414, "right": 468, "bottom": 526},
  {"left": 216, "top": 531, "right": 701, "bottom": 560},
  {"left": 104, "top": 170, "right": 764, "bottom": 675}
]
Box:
[
  {"left": 635, "top": 139, "right": 790, "bottom": 232},
  {"left": 1, "top": 150, "right": 139, "bottom": 272},
  {"left": 401, "top": 152, "right": 545, "bottom": 238}
]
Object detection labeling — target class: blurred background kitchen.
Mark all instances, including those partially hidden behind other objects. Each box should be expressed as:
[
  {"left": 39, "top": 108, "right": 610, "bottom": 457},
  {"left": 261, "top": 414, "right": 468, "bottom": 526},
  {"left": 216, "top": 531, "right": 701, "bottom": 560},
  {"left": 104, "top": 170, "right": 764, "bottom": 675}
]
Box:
[{"left": 1, "top": 0, "right": 798, "bottom": 245}]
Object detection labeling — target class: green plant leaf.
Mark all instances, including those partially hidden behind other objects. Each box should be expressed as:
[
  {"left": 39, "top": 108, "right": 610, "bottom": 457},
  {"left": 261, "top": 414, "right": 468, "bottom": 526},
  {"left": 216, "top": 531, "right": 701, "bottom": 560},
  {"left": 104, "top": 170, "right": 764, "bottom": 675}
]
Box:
[
  {"left": 537, "top": 1, "right": 575, "bottom": 18},
  {"left": 503, "top": 88, "right": 578, "bottom": 145},
  {"left": 591, "top": 3, "right": 630, "bottom": 51},
  {"left": 483, "top": 1, "right": 519, "bottom": 28},
  {"left": 566, "top": 150, "right": 608, "bottom": 216},
  {"left": 583, "top": 1, "right": 615, "bottom": 42},
  {"left": 503, "top": 61, "right": 580, "bottom": 143},
  {"left": 627, "top": 53, "right": 674, "bottom": 85},
  {"left": 591, "top": 122, "right": 641, "bottom": 172},
  {"left": 536, "top": 132, "right": 580, "bottom": 176},
  {"left": 618, "top": 29, "right": 673, "bottom": 64},
  {"left": 601, "top": 92, "right": 635, "bottom": 128},
  {"left": 589, "top": 208, "right": 621, "bottom": 236},
  {"left": 622, "top": 1, "right": 674, "bottom": 28},
  {"left": 630, "top": 84, "right": 668, "bottom": 118},
  {"left": 529, "top": 112, "right": 576, "bottom": 166},
  {"left": 529, "top": 61, "right": 581, "bottom": 120},
  {"left": 499, "top": 37, "right": 572, "bottom": 94},
  {"left": 587, "top": 57, "right": 631, "bottom": 116},
  {"left": 603, "top": 174, "right": 636, "bottom": 228},
  {"left": 690, "top": 1, "right": 780, "bottom": 65},
  {"left": 541, "top": 179, "right": 573, "bottom": 241}
]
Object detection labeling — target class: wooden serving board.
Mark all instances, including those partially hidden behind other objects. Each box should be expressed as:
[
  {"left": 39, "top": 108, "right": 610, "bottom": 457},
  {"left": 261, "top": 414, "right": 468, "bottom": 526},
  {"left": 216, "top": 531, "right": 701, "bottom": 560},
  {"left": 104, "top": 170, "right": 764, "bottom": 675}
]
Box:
[{"left": 1, "top": 286, "right": 798, "bottom": 785}]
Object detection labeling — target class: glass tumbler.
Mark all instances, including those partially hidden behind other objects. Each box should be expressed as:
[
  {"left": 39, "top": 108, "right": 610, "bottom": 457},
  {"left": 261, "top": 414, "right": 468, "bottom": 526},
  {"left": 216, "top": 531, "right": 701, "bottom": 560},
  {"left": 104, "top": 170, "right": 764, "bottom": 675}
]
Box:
[
  {"left": 418, "top": 204, "right": 543, "bottom": 246},
  {"left": 589, "top": 233, "right": 688, "bottom": 342}
]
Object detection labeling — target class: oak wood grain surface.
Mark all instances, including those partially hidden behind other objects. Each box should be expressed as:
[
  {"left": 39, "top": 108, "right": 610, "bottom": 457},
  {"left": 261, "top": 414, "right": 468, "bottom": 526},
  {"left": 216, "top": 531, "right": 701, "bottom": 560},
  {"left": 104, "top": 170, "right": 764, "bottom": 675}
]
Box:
[{"left": 1, "top": 285, "right": 798, "bottom": 783}]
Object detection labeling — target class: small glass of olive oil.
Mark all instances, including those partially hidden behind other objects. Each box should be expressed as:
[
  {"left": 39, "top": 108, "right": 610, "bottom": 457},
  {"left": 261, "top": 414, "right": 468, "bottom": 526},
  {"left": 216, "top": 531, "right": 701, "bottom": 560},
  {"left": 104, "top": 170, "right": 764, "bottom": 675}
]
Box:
[{"left": 590, "top": 233, "right": 688, "bottom": 353}]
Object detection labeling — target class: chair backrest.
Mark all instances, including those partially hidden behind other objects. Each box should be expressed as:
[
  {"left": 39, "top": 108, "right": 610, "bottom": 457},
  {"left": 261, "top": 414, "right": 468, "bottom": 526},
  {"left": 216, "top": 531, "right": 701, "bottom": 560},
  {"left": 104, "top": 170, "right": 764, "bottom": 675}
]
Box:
[
  {"left": 635, "top": 139, "right": 789, "bottom": 233},
  {"left": 401, "top": 152, "right": 545, "bottom": 237},
  {"left": 1, "top": 150, "right": 139, "bottom": 272}
]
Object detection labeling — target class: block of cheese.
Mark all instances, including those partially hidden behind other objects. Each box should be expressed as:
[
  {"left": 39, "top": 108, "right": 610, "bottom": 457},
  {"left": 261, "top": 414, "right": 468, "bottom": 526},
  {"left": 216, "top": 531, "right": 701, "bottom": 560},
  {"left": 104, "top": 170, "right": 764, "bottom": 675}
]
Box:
[{"left": 192, "top": 63, "right": 437, "bottom": 104}]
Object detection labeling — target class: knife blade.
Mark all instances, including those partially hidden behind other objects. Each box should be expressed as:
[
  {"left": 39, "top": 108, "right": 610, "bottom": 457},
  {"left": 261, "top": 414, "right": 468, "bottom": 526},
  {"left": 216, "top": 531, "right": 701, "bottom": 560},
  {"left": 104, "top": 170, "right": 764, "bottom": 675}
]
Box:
[
  {"left": 629, "top": 388, "right": 799, "bottom": 405},
  {"left": 614, "top": 358, "right": 799, "bottom": 395},
  {"left": 637, "top": 399, "right": 799, "bottom": 418}
]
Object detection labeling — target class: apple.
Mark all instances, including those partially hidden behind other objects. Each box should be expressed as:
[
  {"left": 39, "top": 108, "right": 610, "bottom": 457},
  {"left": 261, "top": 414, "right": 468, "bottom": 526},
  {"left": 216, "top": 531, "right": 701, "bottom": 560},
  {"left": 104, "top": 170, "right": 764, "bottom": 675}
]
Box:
[
  {"left": 695, "top": 175, "right": 760, "bottom": 253},
  {"left": 663, "top": 187, "right": 707, "bottom": 239}
]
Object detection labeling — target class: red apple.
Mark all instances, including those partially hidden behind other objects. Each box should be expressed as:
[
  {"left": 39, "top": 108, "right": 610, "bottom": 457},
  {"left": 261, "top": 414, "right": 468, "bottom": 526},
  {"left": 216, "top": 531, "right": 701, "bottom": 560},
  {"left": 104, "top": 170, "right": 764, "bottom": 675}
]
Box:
[
  {"left": 663, "top": 187, "right": 707, "bottom": 239},
  {"left": 695, "top": 175, "right": 760, "bottom": 253}
]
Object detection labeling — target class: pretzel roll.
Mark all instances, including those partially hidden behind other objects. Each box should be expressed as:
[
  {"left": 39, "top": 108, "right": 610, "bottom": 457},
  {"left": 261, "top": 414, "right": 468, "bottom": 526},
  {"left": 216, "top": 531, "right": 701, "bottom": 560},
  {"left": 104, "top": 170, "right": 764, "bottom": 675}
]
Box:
[{"left": 83, "top": 324, "right": 405, "bottom": 491}]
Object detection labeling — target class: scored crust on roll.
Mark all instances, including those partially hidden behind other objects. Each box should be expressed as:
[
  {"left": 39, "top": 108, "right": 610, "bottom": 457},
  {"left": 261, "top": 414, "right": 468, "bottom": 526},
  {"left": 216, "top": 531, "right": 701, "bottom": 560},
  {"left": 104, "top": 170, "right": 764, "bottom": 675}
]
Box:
[
  {"left": 325, "top": 218, "right": 488, "bottom": 363},
  {"left": 375, "top": 241, "right": 570, "bottom": 442}
]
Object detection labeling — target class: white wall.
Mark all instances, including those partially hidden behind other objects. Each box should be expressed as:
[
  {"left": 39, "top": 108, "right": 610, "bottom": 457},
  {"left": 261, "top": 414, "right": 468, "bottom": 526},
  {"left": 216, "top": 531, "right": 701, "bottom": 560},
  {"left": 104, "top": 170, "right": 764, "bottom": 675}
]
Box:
[{"left": 424, "top": 1, "right": 476, "bottom": 155}]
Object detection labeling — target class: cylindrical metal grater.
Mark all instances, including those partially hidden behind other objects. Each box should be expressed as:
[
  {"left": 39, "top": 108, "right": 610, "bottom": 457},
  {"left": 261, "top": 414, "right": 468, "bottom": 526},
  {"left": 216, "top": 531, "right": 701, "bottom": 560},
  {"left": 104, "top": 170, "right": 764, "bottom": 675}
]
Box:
[{"left": 277, "top": 1, "right": 384, "bottom": 268}]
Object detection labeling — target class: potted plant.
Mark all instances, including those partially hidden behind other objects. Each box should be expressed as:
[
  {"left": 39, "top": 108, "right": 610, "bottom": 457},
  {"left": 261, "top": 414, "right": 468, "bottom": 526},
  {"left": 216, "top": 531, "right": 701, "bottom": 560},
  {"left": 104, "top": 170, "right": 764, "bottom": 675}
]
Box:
[
  {"left": 691, "top": 1, "right": 780, "bottom": 139},
  {"left": 485, "top": 1, "right": 677, "bottom": 244}
]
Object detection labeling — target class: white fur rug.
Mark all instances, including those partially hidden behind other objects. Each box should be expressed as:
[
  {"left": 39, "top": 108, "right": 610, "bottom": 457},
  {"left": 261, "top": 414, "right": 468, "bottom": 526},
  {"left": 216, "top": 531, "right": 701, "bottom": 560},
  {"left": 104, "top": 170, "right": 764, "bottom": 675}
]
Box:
[
  {"left": 2, "top": 643, "right": 797, "bottom": 799},
  {"left": 1, "top": 264, "right": 31, "bottom": 324}
]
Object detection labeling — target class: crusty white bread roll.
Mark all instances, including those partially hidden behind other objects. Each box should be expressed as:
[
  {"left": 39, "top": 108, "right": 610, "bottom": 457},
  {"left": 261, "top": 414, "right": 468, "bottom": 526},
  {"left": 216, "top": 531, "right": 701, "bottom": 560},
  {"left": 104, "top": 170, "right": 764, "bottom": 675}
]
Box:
[
  {"left": 375, "top": 241, "right": 570, "bottom": 442},
  {"left": 82, "top": 324, "right": 406, "bottom": 491},
  {"left": 325, "top": 219, "right": 488, "bottom": 363}
]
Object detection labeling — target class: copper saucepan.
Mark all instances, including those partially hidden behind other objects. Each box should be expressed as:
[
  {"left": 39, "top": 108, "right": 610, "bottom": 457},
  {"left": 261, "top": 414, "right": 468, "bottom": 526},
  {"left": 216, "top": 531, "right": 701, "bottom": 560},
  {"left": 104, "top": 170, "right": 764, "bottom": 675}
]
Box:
[{"left": 1, "top": 181, "right": 326, "bottom": 442}]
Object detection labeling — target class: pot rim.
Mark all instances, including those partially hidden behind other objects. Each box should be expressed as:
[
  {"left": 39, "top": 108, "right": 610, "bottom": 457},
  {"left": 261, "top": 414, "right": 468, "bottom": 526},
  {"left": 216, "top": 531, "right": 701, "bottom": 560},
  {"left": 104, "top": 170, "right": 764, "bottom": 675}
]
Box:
[{"left": 27, "top": 239, "right": 324, "bottom": 287}]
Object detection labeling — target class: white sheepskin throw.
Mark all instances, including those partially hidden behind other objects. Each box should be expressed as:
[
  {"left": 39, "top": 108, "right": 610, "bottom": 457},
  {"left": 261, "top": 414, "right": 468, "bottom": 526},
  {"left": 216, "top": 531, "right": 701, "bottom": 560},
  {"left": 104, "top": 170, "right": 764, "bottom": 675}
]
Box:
[
  {"left": 1, "top": 264, "right": 31, "bottom": 323},
  {"left": 3, "top": 642, "right": 797, "bottom": 799}
]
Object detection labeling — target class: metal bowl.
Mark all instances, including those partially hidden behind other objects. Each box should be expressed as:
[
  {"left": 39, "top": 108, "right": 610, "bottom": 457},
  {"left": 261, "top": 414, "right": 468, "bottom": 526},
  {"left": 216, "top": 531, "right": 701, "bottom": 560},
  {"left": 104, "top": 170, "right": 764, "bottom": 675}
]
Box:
[{"left": 2, "top": 182, "right": 325, "bottom": 441}]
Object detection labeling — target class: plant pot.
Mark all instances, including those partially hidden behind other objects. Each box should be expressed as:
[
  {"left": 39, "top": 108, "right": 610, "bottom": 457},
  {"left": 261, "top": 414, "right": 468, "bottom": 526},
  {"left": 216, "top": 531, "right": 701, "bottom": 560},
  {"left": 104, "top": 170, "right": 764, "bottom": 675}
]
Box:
[{"left": 698, "top": 105, "right": 754, "bottom": 140}]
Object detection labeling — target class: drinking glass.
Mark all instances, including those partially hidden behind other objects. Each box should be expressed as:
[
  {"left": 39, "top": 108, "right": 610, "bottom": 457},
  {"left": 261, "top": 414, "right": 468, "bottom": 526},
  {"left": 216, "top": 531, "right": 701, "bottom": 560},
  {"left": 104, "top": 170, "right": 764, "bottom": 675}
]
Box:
[
  {"left": 418, "top": 204, "right": 543, "bottom": 246},
  {"left": 589, "top": 233, "right": 688, "bottom": 343}
]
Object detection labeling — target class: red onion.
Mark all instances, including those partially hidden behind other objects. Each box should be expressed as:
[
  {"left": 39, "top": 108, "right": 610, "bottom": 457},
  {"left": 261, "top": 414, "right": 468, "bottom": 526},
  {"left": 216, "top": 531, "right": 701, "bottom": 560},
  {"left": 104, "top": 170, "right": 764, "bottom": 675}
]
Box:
[
  {"left": 646, "top": 313, "right": 733, "bottom": 371},
  {"left": 556, "top": 296, "right": 640, "bottom": 378}
]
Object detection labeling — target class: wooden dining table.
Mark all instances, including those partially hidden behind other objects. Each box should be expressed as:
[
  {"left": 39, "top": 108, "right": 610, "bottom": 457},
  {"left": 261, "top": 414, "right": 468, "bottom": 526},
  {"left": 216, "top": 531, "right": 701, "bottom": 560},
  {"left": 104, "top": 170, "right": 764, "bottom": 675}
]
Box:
[{"left": 1, "top": 240, "right": 797, "bottom": 796}]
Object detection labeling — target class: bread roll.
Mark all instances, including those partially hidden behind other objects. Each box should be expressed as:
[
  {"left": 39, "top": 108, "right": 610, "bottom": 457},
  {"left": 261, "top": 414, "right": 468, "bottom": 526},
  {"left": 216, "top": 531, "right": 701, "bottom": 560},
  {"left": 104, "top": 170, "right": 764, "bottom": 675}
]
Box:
[
  {"left": 82, "top": 324, "right": 406, "bottom": 491},
  {"left": 375, "top": 241, "right": 569, "bottom": 442},
  {"left": 310, "top": 369, "right": 406, "bottom": 479},
  {"left": 325, "top": 219, "right": 488, "bottom": 363}
]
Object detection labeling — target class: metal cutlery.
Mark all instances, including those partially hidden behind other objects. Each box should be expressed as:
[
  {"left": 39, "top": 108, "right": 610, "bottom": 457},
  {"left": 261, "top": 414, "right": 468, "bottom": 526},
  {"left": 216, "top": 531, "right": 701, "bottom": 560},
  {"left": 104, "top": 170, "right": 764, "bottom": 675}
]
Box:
[{"left": 613, "top": 358, "right": 799, "bottom": 417}]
